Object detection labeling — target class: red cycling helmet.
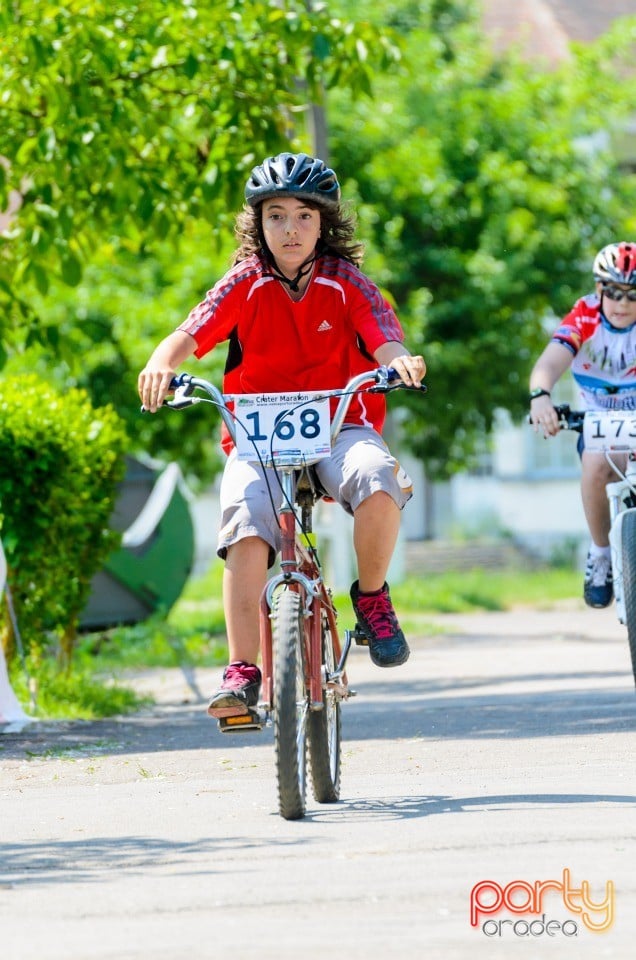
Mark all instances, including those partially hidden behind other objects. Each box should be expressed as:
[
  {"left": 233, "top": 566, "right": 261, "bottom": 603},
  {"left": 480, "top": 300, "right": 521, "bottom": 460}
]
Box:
[{"left": 593, "top": 242, "right": 636, "bottom": 285}]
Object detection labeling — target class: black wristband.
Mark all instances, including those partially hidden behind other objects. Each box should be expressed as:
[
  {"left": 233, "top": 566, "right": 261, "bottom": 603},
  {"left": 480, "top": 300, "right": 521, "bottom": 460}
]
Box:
[{"left": 529, "top": 388, "right": 551, "bottom": 402}]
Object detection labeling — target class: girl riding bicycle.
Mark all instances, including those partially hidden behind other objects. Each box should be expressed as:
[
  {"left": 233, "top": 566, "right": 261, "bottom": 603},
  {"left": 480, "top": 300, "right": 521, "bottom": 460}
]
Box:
[{"left": 138, "top": 151, "right": 426, "bottom": 719}]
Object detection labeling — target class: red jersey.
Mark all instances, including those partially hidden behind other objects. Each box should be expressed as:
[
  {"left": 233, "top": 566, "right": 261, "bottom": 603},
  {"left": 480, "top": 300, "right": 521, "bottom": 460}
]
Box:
[{"left": 178, "top": 253, "right": 405, "bottom": 452}]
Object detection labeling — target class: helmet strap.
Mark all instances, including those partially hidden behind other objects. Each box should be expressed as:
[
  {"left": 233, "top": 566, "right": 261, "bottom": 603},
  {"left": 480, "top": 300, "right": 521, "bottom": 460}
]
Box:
[{"left": 266, "top": 253, "right": 316, "bottom": 293}]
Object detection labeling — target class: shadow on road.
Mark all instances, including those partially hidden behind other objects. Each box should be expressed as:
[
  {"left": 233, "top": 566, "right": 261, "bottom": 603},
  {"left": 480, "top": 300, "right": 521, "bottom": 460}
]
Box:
[
  {"left": 343, "top": 680, "right": 636, "bottom": 741},
  {"left": 1, "top": 792, "right": 635, "bottom": 883},
  {"left": 1, "top": 676, "right": 635, "bottom": 761},
  {"left": 0, "top": 833, "right": 304, "bottom": 887},
  {"left": 305, "top": 791, "right": 636, "bottom": 823}
]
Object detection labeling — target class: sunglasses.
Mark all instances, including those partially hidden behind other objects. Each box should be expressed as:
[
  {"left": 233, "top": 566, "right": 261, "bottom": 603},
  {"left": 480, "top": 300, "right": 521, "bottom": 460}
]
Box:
[{"left": 601, "top": 284, "right": 636, "bottom": 302}]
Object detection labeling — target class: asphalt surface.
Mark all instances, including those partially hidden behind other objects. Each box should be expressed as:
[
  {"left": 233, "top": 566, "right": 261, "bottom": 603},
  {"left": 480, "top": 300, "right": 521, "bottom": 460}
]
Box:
[{"left": 1, "top": 602, "right": 635, "bottom": 959}]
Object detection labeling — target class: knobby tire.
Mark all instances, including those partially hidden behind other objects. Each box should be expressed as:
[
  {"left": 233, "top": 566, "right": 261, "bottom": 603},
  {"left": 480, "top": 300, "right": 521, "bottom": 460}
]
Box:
[
  {"left": 621, "top": 510, "right": 636, "bottom": 689},
  {"left": 308, "top": 610, "right": 341, "bottom": 803},
  {"left": 273, "top": 588, "right": 308, "bottom": 820}
]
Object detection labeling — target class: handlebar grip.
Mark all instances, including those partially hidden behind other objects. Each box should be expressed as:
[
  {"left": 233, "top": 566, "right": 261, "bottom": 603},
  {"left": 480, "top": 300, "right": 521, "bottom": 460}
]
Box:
[
  {"left": 527, "top": 403, "right": 584, "bottom": 432},
  {"left": 164, "top": 372, "right": 200, "bottom": 409},
  {"left": 378, "top": 365, "right": 427, "bottom": 393},
  {"left": 170, "top": 372, "right": 194, "bottom": 392},
  {"left": 141, "top": 373, "right": 195, "bottom": 412}
]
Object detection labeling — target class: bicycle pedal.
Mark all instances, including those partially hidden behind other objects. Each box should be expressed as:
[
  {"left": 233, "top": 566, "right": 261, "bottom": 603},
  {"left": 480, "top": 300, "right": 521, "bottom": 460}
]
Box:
[
  {"left": 217, "top": 708, "right": 268, "bottom": 733},
  {"left": 352, "top": 627, "right": 369, "bottom": 647}
]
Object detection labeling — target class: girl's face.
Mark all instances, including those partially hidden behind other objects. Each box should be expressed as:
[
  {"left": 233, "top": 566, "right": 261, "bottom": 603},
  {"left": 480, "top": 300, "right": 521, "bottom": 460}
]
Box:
[
  {"left": 261, "top": 197, "right": 321, "bottom": 277},
  {"left": 597, "top": 281, "right": 636, "bottom": 329}
]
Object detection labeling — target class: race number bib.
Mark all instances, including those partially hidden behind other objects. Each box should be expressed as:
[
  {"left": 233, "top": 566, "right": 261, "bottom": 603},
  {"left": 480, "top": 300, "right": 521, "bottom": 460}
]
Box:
[
  {"left": 583, "top": 410, "right": 636, "bottom": 452},
  {"left": 234, "top": 393, "right": 332, "bottom": 464}
]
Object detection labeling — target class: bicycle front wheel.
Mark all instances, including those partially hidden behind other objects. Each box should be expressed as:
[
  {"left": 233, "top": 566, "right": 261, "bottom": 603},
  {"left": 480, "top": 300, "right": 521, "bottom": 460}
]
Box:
[
  {"left": 308, "top": 609, "right": 341, "bottom": 803},
  {"left": 621, "top": 510, "right": 636, "bottom": 689},
  {"left": 272, "top": 588, "right": 309, "bottom": 820}
]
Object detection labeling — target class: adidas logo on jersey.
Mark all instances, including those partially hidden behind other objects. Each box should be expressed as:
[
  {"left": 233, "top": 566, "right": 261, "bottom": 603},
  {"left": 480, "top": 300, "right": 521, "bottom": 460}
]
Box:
[{"left": 317, "top": 319, "right": 332, "bottom": 332}]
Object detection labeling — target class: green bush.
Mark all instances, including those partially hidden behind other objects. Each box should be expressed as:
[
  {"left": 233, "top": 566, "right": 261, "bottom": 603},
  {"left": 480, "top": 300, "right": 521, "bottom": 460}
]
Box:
[{"left": 0, "top": 373, "right": 127, "bottom": 664}]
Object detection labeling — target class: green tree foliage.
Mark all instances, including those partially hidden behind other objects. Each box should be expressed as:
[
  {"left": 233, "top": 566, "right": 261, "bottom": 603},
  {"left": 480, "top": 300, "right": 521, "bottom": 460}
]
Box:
[
  {"left": 3, "top": 225, "right": 236, "bottom": 486},
  {"left": 330, "top": 1, "right": 636, "bottom": 475},
  {"left": 4, "top": 0, "right": 636, "bottom": 485},
  {"left": 0, "top": 374, "right": 127, "bottom": 664},
  {"left": 0, "top": 0, "right": 398, "bottom": 360}
]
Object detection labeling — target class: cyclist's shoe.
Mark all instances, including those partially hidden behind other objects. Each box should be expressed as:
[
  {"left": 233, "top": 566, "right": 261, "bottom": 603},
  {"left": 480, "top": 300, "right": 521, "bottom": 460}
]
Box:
[
  {"left": 206, "top": 661, "right": 262, "bottom": 718},
  {"left": 583, "top": 550, "right": 613, "bottom": 608},
  {"left": 350, "top": 580, "right": 410, "bottom": 668}
]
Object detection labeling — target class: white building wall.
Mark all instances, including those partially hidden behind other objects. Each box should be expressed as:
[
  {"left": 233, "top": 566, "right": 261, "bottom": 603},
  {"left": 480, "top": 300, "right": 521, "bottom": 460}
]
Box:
[
  {"left": 446, "top": 473, "right": 584, "bottom": 537},
  {"left": 444, "top": 401, "right": 588, "bottom": 561}
]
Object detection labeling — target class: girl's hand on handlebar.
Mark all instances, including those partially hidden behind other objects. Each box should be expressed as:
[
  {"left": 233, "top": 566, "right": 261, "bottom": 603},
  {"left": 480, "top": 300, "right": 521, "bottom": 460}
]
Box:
[
  {"left": 137, "top": 367, "right": 177, "bottom": 413},
  {"left": 138, "top": 331, "right": 198, "bottom": 412},
  {"left": 530, "top": 394, "right": 560, "bottom": 437},
  {"left": 385, "top": 354, "right": 426, "bottom": 388}
]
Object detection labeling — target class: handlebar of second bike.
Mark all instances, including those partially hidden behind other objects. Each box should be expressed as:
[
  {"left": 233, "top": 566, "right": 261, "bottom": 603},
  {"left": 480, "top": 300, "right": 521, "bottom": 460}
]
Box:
[
  {"left": 553, "top": 403, "right": 584, "bottom": 433},
  {"left": 162, "top": 365, "right": 427, "bottom": 447},
  {"left": 528, "top": 403, "right": 584, "bottom": 433},
  {"left": 530, "top": 405, "right": 636, "bottom": 469}
]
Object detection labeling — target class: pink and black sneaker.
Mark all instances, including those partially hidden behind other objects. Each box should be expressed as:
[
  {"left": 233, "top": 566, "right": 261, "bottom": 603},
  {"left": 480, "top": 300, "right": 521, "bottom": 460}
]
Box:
[
  {"left": 350, "top": 581, "right": 410, "bottom": 668},
  {"left": 206, "top": 661, "right": 262, "bottom": 718}
]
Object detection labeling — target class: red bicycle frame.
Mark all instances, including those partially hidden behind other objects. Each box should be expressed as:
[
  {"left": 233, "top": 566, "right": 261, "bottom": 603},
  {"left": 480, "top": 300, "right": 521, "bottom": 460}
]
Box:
[{"left": 258, "top": 472, "right": 344, "bottom": 712}]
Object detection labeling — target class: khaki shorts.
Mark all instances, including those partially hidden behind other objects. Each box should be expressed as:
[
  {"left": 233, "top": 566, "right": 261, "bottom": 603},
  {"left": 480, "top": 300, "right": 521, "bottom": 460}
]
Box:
[{"left": 217, "top": 425, "right": 413, "bottom": 567}]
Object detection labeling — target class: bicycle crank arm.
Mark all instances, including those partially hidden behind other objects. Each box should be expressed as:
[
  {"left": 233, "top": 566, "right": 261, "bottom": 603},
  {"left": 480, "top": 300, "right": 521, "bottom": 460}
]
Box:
[
  {"left": 332, "top": 628, "right": 366, "bottom": 681},
  {"left": 326, "top": 677, "right": 357, "bottom": 699}
]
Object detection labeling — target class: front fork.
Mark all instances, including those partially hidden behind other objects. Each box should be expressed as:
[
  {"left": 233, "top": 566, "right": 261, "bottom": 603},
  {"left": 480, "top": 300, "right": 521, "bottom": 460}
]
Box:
[
  {"left": 607, "top": 455, "right": 636, "bottom": 625},
  {"left": 258, "top": 570, "right": 321, "bottom": 708},
  {"left": 257, "top": 466, "right": 354, "bottom": 712}
]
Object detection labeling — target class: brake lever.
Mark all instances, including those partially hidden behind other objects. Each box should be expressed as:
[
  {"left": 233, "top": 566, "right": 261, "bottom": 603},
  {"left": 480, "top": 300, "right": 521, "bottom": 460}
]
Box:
[
  {"left": 166, "top": 396, "right": 201, "bottom": 410},
  {"left": 141, "top": 395, "right": 200, "bottom": 412},
  {"left": 166, "top": 380, "right": 200, "bottom": 409}
]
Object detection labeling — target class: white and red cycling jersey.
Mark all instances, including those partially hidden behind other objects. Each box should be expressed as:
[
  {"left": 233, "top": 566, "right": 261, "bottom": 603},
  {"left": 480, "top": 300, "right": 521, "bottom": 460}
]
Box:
[{"left": 552, "top": 293, "right": 636, "bottom": 411}]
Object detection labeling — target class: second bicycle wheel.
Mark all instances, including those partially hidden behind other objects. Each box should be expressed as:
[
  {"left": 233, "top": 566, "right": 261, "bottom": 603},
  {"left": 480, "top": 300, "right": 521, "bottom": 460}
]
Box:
[
  {"left": 308, "top": 609, "right": 341, "bottom": 803},
  {"left": 620, "top": 509, "right": 636, "bottom": 689},
  {"left": 272, "top": 588, "right": 309, "bottom": 820}
]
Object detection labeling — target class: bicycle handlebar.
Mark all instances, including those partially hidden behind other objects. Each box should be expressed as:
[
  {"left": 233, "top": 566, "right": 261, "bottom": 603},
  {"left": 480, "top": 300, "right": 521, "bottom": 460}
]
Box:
[
  {"left": 163, "top": 365, "right": 426, "bottom": 447},
  {"left": 552, "top": 403, "right": 584, "bottom": 433},
  {"left": 527, "top": 403, "right": 584, "bottom": 433}
]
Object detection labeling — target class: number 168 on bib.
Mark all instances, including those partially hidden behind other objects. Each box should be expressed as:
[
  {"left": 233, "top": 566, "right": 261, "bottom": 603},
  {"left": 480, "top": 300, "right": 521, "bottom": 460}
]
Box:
[{"left": 235, "top": 394, "right": 332, "bottom": 464}]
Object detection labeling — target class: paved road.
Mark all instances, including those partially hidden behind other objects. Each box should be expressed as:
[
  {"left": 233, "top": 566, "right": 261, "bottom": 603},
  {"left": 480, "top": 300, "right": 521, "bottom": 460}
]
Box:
[{"left": 1, "top": 603, "right": 635, "bottom": 959}]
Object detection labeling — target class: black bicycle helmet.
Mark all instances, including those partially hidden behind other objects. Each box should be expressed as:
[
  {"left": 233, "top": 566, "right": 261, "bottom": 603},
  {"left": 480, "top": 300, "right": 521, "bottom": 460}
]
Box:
[
  {"left": 593, "top": 242, "right": 636, "bottom": 285},
  {"left": 245, "top": 152, "right": 340, "bottom": 207}
]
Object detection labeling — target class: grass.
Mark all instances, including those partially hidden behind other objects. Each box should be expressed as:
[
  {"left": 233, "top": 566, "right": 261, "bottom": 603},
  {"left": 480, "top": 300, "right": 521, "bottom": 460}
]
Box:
[
  {"left": 386, "top": 566, "right": 582, "bottom": 613},
  {"left": 8, "top": 659, "right": 152, "bottom": 721},
  {"left": 7, "top": 558, "right": 582, "bottom": 722}
]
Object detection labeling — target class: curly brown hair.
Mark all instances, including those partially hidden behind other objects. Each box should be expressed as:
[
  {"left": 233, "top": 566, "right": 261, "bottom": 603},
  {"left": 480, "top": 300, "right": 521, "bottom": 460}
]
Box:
[{"left": 232, "top": 199, "right": 364, "bottom": 268}]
